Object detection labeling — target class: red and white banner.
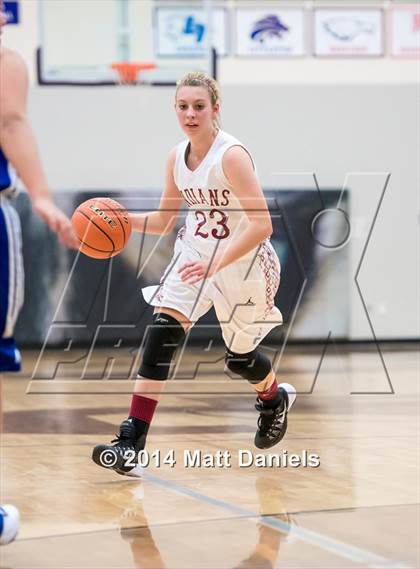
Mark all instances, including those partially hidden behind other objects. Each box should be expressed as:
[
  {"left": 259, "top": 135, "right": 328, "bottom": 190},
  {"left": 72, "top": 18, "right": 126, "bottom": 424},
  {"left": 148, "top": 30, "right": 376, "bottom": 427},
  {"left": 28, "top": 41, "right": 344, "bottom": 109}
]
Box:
[
  {"left": 314, "top": 9, "right": 383, "bottom": 57},
  {"left": 389, "top": 5, "right": 420, "bottom": 58}
]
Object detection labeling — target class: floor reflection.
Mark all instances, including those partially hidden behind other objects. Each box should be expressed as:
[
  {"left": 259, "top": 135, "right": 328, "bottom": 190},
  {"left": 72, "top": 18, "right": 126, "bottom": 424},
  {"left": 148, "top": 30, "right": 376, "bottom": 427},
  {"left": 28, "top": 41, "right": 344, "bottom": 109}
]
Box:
[
  {"left": 104, "top": 475, "right": 296, "bottom": 569},
  {"left": 235, "top": 477, "right": 296, "bottom": 569}
]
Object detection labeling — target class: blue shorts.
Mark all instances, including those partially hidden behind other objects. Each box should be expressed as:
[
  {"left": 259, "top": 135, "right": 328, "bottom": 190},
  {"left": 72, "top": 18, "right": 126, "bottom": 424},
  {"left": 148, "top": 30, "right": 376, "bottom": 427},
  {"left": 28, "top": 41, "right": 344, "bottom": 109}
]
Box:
[{"left": 0, "top": 194, "right": 24, "bottom": 372}]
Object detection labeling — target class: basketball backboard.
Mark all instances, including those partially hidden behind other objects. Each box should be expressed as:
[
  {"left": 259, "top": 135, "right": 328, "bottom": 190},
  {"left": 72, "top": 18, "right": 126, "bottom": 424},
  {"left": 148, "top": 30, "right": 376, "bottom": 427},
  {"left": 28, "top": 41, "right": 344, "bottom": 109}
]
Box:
[{"left": 38, "top": 0, "right": 218, "bottom": 86}]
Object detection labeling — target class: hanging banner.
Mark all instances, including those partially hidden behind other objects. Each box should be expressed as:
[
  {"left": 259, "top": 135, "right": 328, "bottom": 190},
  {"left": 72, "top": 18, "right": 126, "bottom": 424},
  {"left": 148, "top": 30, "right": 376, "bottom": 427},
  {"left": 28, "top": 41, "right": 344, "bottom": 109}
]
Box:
[
  {"left": 389, "top": 5, "right": 420, "bottom": 58},
  {"left": 314, "top": 9, "right": 383, "bottom": 56},
  {"left": 235, "top": 8, "right": 306, "bottom": 56},
  {"left": 154, "top": 6, "right": 228, "bottom": 57},
  {"left": 4, "top": 1, "right": 19, "bottom": 25}
]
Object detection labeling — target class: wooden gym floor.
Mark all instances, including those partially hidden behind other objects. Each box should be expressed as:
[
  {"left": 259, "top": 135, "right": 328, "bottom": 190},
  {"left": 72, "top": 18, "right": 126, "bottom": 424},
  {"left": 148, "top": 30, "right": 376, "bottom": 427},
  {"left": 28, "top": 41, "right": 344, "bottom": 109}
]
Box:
[{"left": 1, "top": 344, "right": 419, "bottom": 568}]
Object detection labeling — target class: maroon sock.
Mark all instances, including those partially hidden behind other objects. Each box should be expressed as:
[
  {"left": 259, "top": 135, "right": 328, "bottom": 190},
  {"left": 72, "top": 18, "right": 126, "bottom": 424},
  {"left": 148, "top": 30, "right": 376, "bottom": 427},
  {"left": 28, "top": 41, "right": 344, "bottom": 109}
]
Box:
[
  {"left": 129, "top": 394, "right": 158, "bottom": 425},
  {"left": 257, "top": 378, "right": 279, "bottom": 401}
]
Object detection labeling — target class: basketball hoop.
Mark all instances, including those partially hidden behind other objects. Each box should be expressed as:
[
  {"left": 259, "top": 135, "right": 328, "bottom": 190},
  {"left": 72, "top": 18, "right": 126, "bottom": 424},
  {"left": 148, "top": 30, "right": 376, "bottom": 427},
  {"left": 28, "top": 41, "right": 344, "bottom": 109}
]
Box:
[{"left": 110, "top": 62, "right": 156, "bottom": 85}]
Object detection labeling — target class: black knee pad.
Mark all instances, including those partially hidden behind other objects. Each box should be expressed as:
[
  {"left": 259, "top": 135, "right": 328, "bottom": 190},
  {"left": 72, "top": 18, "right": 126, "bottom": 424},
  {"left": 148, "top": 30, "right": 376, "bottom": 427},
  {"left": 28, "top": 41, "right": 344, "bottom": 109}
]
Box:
[
  {"left": 138, "top": 313, "right": 186, "bottom": 380},
  {"left": 225, "top": 348, "right": 271, "bottom": 384}
]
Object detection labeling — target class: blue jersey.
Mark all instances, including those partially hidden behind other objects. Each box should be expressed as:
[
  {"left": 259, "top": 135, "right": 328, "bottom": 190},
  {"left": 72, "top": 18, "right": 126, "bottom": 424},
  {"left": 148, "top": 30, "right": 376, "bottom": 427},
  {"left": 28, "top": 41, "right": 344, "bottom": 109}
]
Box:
[{"left": 0, "top": 147, "right": 14, "bottom": 192}]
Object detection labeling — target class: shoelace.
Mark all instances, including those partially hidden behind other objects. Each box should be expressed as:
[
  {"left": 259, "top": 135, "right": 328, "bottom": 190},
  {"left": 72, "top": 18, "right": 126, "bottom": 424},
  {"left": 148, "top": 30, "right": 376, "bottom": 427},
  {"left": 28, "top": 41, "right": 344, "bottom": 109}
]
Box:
[
  {"left": 111, "top": 421, "right": 135, "bottom": 445},
  {"left": 255, "top": 401, "right": 286, "bottom": 435}
]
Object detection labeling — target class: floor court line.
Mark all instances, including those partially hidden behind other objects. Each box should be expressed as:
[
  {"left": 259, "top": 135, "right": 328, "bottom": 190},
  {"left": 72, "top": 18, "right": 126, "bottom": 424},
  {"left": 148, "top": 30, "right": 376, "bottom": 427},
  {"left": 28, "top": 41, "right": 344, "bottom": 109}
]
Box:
[
  {"left": 144, "top": 473, "right": 411, "bottom": 569},
  {"left": 14, "top": 501, "right": 418, "bottom": 543}
]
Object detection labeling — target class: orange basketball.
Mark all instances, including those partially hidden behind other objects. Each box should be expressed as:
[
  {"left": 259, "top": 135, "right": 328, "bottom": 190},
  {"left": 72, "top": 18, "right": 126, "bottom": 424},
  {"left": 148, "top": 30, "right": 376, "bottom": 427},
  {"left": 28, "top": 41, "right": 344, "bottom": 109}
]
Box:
[{"left": 71, "top": 197, "right": 132, "bottom": 259}]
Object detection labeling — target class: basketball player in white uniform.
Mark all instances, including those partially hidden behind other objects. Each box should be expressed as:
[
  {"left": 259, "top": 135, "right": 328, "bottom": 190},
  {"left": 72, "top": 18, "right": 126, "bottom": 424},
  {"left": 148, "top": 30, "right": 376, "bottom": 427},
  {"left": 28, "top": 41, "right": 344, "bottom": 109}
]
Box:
[
  {"left": 92, "top": 72, "right": 296, "bottom": 477},
  {"left": 0, "top": 1, "right": 78, "bottom": 544}
]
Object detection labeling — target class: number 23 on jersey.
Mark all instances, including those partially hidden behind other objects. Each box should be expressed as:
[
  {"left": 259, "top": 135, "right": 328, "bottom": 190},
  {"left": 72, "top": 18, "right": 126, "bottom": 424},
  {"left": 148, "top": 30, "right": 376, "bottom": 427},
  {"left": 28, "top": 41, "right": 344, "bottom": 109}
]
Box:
[{"left": 194, "top": 209, "right": 230, "bottom": 240}]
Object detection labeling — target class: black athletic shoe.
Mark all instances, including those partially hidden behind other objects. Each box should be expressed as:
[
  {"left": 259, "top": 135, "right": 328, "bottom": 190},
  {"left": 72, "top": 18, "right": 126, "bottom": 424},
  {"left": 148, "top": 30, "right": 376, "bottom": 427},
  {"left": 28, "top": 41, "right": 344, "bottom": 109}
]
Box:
[
  {"left": 92, "top": 418, "right": 145, "bottom": 477},
  {"left": 254, "top": 383, "right": 296, "bottom": 450}
]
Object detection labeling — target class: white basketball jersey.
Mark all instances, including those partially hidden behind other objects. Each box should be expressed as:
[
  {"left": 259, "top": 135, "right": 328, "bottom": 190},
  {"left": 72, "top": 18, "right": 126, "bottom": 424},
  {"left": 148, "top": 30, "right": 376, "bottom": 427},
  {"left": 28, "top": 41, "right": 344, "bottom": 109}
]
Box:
[{"left": 174, "top": 129, "right": 257, "bottom": 258}]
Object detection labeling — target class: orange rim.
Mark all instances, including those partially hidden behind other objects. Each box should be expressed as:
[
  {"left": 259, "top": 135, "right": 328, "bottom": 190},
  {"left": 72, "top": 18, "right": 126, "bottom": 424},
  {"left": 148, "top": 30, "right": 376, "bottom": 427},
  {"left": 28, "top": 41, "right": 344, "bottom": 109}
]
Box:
[{"left": 111, "top": 62, "right": 156, "bottom": 84}]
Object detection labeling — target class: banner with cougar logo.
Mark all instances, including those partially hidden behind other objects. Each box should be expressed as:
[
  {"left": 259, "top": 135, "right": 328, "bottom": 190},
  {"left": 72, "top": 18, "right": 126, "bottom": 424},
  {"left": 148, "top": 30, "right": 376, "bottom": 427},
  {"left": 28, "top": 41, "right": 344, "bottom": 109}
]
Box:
[{"left": 235, "top": 8, "right": 306, "bottom": 56}]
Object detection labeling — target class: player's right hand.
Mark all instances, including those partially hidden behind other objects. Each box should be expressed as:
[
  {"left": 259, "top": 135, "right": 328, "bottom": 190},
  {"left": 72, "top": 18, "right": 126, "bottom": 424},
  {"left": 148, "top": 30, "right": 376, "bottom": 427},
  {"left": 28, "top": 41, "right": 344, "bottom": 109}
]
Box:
[{"left": 32, "top": 197, "right": 79, "bottom": 250}]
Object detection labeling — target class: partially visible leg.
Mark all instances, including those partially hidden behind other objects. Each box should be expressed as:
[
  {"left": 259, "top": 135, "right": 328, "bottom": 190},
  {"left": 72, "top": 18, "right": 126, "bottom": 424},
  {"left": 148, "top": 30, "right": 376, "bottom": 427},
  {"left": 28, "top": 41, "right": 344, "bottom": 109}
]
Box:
[
  {"left": 252, "top": 370, "right": 296, "bottom": 410},
  {"left": 125, "top": 307, "right": 191, "bottom": 459},
  {"left": 225, "top": 349, "right": 296, "bottom": 449},
  {"left": 0, "top": 373, "right": 3, "bottom": 431},
  {"left": 130, "top": 306, "right": 191, "bottom": 403},
  {"left": 253, "top": 369, "right": 278, "bottom": 404},
  {"left": 225, "top": 348, "right": 277, "bottom": 400},
  {"left": 0, "top": 202, "right": 23, "bottom": 544},
  {"left": 0, "top": 375, "right": 20, "bottom": 545},
  {"left": 92, "top": 307, "right": 191, "bottom": 476}
]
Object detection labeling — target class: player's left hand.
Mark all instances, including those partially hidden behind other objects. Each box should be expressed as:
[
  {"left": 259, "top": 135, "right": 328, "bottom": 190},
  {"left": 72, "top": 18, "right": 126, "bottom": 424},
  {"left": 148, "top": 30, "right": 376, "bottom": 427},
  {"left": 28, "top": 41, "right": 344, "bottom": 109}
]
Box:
[
  {"left": 178, "top": 257, "right": 222, "bottom": 285},
  {"left": 32, "top": 197, "right": 79, "bottom": 250}
]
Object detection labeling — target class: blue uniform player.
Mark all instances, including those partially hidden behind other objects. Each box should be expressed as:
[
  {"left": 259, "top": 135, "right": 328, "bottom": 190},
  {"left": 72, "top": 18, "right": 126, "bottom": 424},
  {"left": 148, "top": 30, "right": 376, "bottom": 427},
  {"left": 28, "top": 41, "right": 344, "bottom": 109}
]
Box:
[
  {"left": 0, "top": 1, "right": 78, "bottom": 545},
  {"left": 0, "top": 146, "right": 23, "bottom": 372}
]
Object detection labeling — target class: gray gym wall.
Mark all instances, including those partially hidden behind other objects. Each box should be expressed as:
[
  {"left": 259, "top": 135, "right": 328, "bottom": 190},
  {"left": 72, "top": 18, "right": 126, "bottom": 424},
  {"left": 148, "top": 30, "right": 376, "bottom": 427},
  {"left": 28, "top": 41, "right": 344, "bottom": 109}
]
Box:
[{"left": 26, "top": 84, "right": 419, "bottom": 341}]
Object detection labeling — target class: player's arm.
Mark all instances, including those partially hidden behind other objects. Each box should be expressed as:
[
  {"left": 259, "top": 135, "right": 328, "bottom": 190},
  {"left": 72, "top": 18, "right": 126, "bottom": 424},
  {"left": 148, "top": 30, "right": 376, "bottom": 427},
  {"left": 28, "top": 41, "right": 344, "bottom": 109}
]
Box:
[
  {"left": 179, "top": 146, "right": 272, "bottom": 283},
  {"left": 130, "top": 147, "right": 183, "bottom": 235},
  {"left": 0, "top": 49, "right": 78, "bottom": 248},
  {"left": 216, "top": 145, "right": 273, "bottom": 270}
]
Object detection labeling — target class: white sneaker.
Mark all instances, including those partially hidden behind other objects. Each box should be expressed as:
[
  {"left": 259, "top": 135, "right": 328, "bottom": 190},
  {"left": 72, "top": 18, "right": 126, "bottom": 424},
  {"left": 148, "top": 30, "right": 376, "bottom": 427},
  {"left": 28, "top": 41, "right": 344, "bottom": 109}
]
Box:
[{"left": 0, "top": 504, "right": 20, "bottom": 545}]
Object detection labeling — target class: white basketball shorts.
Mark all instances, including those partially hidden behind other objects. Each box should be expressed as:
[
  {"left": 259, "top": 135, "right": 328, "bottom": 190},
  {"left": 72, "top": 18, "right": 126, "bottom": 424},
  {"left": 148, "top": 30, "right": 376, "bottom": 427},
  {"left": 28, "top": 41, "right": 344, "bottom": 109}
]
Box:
[{"left": 142, "top": 231, "right": 282, "bottom": 354}]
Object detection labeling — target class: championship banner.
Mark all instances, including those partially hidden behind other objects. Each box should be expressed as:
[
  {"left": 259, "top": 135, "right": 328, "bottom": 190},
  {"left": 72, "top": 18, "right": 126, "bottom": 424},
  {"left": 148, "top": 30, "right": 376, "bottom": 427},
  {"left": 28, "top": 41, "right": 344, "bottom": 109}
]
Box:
[
  {"left": 154, "top": 6, "right": 228, "bottom": 57},
  {"left": 235, "top": 8, "right": 306, "bottom": 56},
  {"left": 314, "top": 8, "right": 383, "bottom": 57},
  {"left": 389, "top": 5, "right": 420, "bottom": 58}
]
